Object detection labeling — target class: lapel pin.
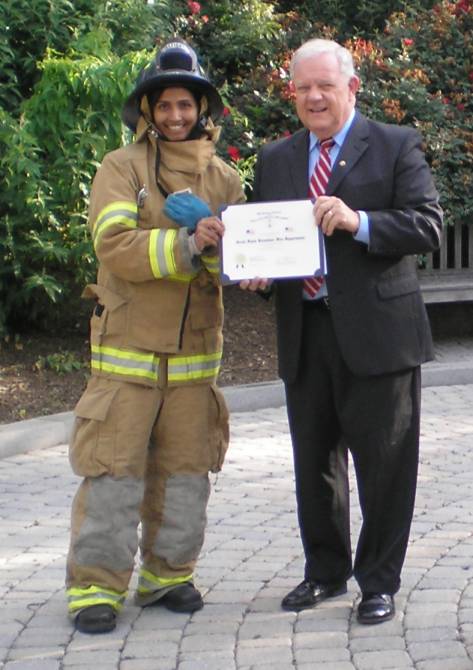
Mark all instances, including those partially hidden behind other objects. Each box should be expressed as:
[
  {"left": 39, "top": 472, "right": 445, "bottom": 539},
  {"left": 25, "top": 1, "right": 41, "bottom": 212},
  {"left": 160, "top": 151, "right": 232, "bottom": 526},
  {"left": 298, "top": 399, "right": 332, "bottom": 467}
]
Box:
[{"left": 339, "top": 160, "right": 346, "bottom": 167}]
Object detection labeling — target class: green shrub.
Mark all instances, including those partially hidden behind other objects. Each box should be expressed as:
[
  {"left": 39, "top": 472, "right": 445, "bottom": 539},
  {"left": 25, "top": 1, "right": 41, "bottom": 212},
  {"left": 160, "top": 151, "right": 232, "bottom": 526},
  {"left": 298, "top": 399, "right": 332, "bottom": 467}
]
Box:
[
  {"left": 0, "top": 48, "right": 148, "bottom": 334},
  {"left": 273, "top": 0, "right": 438, "bottom": 39},
  {"left": 353, "top": 1, "right": 473, "bottom": 224},
  {"left": 35, "top": 350, "right": 86, "bottom": 374},
  {"left": 0, "top": 0, "right": 97, "bottom": 114}
]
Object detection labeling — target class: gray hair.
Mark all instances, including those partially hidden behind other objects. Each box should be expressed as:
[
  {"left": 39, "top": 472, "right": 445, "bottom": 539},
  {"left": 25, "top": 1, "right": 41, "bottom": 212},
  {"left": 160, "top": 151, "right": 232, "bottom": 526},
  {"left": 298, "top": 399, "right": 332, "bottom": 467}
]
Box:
[{"left": 290, "top": 39, "right": 355, "bottom": 80}]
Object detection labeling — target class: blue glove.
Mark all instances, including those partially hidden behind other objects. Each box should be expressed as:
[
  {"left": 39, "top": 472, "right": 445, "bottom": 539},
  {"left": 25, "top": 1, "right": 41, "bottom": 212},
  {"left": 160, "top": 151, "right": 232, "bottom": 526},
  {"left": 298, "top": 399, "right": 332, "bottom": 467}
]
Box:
[{"left": 163, "top": 193, "right": 212, "bottom": 233}]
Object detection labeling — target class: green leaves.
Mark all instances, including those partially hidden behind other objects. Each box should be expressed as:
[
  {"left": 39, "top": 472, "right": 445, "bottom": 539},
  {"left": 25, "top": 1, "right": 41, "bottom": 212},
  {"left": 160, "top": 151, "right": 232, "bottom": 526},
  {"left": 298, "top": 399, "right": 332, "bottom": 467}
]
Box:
[
  {"left": 353, "top": 2, "right": 473, "bottom": 224},
  {"left": 35, "top": 350, "right": 86, "bottom": 374}
]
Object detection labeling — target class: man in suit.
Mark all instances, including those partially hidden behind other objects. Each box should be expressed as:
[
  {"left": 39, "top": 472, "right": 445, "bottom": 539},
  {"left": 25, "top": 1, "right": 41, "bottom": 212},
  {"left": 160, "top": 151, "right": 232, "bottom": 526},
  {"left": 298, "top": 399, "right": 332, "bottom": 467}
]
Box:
[{"left": 241, "top": 38, "right": 442, "bottom": 624}]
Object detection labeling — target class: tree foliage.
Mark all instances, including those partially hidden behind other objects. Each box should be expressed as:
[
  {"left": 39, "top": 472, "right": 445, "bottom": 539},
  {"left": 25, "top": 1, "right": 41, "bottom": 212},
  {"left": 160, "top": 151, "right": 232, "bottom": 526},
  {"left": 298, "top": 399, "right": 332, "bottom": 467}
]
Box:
[{"left": 0, "top": 0, "right": 471, "bottom": 335}]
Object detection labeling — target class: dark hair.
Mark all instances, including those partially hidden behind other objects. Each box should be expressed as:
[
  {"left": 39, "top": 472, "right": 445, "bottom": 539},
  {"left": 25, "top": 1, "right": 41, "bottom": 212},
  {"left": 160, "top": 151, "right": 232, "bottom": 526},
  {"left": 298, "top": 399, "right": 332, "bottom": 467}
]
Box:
[{"left": 147, "top": 86, "right": 202, "bottom": 114}]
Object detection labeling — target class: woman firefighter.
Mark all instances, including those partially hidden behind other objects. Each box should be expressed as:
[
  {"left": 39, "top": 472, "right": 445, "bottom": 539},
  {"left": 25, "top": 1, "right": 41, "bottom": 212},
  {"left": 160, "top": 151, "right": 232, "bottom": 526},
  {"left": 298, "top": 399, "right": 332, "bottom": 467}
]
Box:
[{"left": 66, "top": 39, "right": 245, "bottom": 634}]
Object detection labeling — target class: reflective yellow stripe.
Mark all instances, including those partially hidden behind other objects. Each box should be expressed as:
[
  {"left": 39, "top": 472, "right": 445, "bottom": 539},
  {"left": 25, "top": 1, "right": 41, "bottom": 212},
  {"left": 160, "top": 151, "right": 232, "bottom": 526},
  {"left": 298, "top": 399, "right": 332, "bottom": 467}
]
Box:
[
  {"left": 168, "top": 351, "right": 222, "bottom": 382},
  {"left": 201, "top": 254, "right": 220, "bottom": 274},
  {"left": 149, "top": 228, "right": 178, "bottom": 278},
  {"left": 171, "top": 271, "right": 199, "bottom": 282},
  {"left": 137, "top": 568, "right": 192, "bottom": 594},
  {"left": 67, "top": 585, "right": 126, "bottom": 613},
  {"left": 91, "top": 344, "right": 159, "bottom": 382},
  {"left": 90, "top": 346, "right": 222, "bottom": 385},
  {"left": 93, "top": 201, "right": 138, "bottom": 248}
]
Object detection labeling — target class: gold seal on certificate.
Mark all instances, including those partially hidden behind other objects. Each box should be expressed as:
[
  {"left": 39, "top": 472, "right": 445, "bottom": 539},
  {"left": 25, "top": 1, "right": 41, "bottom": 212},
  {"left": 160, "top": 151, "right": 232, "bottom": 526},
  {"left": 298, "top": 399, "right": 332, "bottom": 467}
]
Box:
[{"left": 220, "top": 199, "right": 325, "bottom": 281}]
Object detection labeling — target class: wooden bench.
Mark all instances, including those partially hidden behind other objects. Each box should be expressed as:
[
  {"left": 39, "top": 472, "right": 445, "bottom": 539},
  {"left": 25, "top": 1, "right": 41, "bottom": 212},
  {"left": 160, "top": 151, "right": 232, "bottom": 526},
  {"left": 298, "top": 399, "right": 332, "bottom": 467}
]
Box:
[{"left": 418, "top": 221, "right": 473, "bottom": 303}]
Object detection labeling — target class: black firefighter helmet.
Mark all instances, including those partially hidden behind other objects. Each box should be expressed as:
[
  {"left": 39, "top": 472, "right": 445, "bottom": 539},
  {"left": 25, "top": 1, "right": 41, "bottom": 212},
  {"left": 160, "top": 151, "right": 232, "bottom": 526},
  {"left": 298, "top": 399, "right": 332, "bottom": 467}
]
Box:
[{"left": 122, "top": 39, "right": 224, "bottom": 132}]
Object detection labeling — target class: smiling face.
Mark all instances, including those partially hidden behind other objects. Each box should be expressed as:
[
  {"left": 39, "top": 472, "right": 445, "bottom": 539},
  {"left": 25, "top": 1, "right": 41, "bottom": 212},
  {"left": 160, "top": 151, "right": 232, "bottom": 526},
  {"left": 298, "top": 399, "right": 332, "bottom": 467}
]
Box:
[
  {"left": 293, "top": 51, "right": 359, "bottom": 140},
  {"left": 152, "top": 87, "right": 199, "bottom": 141}
]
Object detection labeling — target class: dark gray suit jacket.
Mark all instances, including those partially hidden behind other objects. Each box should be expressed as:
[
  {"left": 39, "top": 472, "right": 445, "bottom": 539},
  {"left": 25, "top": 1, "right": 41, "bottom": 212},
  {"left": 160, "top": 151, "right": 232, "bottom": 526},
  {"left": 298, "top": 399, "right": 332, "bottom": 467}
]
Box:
[{"left": 252, "top": 111, "right": 443, "bottom": 382}]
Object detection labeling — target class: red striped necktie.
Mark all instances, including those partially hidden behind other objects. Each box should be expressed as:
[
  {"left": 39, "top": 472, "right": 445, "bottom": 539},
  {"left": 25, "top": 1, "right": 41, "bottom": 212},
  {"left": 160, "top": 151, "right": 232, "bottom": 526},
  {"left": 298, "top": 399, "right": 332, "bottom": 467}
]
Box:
[{"left": 303, "top": 137, "right": 334, "bottom": 298}]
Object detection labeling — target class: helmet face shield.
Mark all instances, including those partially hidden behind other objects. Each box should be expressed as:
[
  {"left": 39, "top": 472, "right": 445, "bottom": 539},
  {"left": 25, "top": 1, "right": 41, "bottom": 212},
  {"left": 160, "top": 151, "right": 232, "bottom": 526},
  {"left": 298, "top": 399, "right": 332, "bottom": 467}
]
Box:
[{"left": 122, "top": 40, "right": 223, "bottom": 132}]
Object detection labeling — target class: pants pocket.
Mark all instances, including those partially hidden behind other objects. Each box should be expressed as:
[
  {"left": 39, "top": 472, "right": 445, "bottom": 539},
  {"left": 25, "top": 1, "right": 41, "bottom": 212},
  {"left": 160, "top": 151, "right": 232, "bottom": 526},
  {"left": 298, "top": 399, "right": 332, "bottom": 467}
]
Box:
[
  {"left": 209, "top": 385, "right": 229, "bottom": 473},
  {"left": 69, "top": 377, "right": 120, "bottom": 477}
]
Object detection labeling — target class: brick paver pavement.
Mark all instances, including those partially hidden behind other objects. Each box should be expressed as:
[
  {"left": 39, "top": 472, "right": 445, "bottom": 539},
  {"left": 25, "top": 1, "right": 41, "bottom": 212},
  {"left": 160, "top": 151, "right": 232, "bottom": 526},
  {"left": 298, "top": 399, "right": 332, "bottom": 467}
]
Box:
[{"left": 1, "top": 384, "right": 473, "bottom": 670}]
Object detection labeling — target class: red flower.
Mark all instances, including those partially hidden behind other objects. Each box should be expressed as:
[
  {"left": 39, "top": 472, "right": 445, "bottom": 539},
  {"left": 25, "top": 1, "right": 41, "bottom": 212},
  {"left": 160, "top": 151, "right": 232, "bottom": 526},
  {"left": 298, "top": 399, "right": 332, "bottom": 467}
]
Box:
[
  {"left": 403, "top": 38, "right": 414, "bottom": 46},
  {"left": 227, "top": 146, "right": 241, "bottom": 161},
  {"left": 454, "top": 0, "right": 471, "bottom": 14},
  {"left": 282, "top": 130, "right": 291, "bottom": 137},
  {"left": 468, "top": 71, "right": 473, "bottom": 82},
  {"left": 442, "top": 96, "right": 450, "bottom": 105},
  {"left": 201, "top": 14, "right": 209, "bottom": 23},
  {"left": 187, "top": 1, "right": 201, "bottom": 14},
  {"left": 223, "top": 106, "right": 231, "bottom": 117},
  {"left": 457, "top": 103, "right": 466, "bottom": 111}
]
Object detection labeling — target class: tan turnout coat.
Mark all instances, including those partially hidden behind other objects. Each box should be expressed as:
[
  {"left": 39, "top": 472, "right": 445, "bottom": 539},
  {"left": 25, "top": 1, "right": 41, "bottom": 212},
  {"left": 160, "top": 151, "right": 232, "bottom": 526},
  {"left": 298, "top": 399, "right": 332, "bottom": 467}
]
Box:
[{"left": 84, "top": 119, "right": 244, "bottom": 388}]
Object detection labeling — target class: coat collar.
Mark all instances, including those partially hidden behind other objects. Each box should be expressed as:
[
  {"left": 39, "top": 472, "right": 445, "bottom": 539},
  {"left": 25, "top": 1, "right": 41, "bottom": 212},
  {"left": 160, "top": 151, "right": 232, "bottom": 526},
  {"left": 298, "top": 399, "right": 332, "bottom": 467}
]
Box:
[
  {"left": 158, "top": 134, "right": 216, "bottom": 174},
  {"left": 286, "top": 111, "right": 370, "bottom": 196},
  {"left": 327, "top": 111, "right": 369, "bottom": 194},
  {"left": 288, "top": 129, "right": 311, "bottom": 199}
]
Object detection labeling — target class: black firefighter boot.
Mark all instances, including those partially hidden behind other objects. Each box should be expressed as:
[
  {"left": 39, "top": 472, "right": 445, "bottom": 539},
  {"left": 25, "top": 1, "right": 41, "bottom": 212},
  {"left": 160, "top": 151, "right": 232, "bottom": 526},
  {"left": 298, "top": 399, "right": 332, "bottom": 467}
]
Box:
[{"left": 74, "top": 604, "right": 117, "bottom": 634}]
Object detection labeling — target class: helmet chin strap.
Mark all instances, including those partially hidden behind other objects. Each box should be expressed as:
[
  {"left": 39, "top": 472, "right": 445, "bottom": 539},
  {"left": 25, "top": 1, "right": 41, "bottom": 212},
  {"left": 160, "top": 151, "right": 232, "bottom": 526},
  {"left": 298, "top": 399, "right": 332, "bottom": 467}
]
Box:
[{"left": 149, "top": 119, "right": 207, "bottom": 199}]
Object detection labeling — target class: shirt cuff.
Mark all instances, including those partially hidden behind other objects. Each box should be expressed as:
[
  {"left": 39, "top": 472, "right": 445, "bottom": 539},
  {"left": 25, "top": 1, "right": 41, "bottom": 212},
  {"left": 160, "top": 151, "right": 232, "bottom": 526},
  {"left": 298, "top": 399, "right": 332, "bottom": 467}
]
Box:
[{"left": 354, "top": 211, "right": 370, "bottom": 244}]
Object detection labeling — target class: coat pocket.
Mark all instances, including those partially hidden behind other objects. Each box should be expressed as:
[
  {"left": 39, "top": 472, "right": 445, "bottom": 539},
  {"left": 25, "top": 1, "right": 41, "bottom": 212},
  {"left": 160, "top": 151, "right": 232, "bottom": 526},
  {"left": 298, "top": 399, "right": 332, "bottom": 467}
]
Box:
[
  {"left": 189, "top": 281, "right": 222, "bottom": 331},
  {"left": 376, "top": 275, "right": 420, "bottom": 300},
  {"left": 69, "top": 378, "right": 119, "bottom": 477},
  {"left": 208, "top": 385, "right": 230, "bottom": 473},
  {"left": 83, "top": 283, "right": 128, "bottom": 343},
  {"left": 125, "top": 280, "right": 187, "bottom": 352}
]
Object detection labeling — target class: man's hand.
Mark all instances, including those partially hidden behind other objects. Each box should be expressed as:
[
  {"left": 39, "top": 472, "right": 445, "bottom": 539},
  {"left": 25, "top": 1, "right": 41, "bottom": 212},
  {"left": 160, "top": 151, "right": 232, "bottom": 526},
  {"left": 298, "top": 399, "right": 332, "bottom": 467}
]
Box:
[
  {"left": 239, "top": 278, "right": 272, "bottom": 291},
  {"left": 314, "top": 195, "right": 360, "bottom": 236},
  {"left": 194, "top": 216, "right": 225, "bottom": 252}
]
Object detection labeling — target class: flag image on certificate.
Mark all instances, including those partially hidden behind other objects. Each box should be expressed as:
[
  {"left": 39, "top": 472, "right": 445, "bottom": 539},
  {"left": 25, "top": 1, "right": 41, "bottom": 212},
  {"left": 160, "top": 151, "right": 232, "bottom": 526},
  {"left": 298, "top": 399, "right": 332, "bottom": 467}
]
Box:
[{"left": 220, "top": 199, "right": 325, "bottom": 282}]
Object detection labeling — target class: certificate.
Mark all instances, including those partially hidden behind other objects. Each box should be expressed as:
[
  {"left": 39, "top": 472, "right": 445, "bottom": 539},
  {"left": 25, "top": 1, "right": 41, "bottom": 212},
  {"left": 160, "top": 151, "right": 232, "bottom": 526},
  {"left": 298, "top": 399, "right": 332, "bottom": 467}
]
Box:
[{"left": 220, "top": 199, "right": 325, "bottom": 282}]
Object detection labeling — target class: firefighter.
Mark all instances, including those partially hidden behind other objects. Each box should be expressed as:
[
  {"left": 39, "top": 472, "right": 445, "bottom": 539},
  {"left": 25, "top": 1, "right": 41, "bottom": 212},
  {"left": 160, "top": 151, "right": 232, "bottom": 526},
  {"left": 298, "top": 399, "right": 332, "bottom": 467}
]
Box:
[{"left": 66, "top": 39, "right": 245, "bottom": 634}]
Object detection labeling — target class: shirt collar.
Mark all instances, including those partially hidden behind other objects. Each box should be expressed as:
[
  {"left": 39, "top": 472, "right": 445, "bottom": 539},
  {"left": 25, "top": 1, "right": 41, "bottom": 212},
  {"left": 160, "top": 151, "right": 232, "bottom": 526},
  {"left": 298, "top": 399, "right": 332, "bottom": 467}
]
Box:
[{"left": 309, "top": 108, "right": 356, "bottom": 152}]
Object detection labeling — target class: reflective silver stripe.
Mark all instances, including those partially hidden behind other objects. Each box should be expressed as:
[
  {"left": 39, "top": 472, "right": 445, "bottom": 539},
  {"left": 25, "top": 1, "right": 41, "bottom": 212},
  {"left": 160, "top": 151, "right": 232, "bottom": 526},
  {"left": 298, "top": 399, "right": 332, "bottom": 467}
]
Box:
[
  {"left": 68, "top": 589, "right": 124, "bottom": 605},
  {"left": 169, "top": 360, "right": 219, "bottom": 377},
  {"left": 138, "top": 573, "right": 158, "bottom": 593},
  {"left": 67, "top": 586, "right": 126, "bottom": 613},
  {"left": 151, "top": 229, "right": 177, "bottom": 278},
  {"left": 168, "top": 353, "right": 222, "bottom": 382},
  {"left": 96, "top": 207, "right": 138, "bottom": 230},
  {"left": 137, "top": 569, "right": 192, "bottom": 593},
  {"left": 91, "top": 345, "right": 159, "bottom": 382},
  {"left": 93, "top": 203, "right": 138, "bottom": 247}
]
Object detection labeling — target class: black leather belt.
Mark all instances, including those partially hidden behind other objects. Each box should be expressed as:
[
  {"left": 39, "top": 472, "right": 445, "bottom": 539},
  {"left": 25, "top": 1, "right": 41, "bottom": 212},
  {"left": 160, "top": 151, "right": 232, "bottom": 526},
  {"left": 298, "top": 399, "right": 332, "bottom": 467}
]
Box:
[{"left": 304, "top": 297, "right": 330, "bottom": 310}]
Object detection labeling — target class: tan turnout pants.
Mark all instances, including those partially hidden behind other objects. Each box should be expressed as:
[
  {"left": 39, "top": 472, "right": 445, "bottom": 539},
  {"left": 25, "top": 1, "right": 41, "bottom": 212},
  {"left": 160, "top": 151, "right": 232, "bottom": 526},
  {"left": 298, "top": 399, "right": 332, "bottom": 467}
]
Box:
[{"left": 66, "top": 375, "right": 229, "bottom": 612}]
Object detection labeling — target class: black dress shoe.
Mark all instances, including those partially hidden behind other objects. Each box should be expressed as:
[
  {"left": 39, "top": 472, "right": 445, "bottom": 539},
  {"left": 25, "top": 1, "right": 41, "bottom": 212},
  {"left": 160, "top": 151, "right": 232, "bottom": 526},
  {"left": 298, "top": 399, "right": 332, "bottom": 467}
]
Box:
[
  {"left": 75, "top": 604, "right": 117, "bottom": 634},
  {"left": 160, "top": 582, "right": 204, "bottom": 613},
  {"left": 357, "top": 593, "right": 395, "bottom": 624},
  {"left": 281, "top": 579, "right": 347, "bottom": 612}
]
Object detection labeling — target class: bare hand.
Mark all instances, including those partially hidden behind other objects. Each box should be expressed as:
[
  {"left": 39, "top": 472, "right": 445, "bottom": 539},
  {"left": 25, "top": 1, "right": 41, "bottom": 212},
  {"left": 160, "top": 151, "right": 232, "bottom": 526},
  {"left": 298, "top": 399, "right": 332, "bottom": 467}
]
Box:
[
  {"left": 194, "top": 216, "right": 225, "bottom": 252},
  {"left": 314, "top": 196, "right": 360, "bottom": 236},
  {"left": 239, "top": 277, "right": 272, "bottom": 291}
]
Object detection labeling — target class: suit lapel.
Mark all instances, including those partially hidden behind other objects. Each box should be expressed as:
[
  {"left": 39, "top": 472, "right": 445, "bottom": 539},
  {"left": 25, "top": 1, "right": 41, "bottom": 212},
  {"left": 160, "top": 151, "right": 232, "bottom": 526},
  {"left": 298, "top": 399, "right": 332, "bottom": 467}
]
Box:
[
  {"left": 327, "top": 112, "right": 369, "bottom": 195},
  {"left": 288, "top": 129, "right": 310, "bottom": 199}
]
